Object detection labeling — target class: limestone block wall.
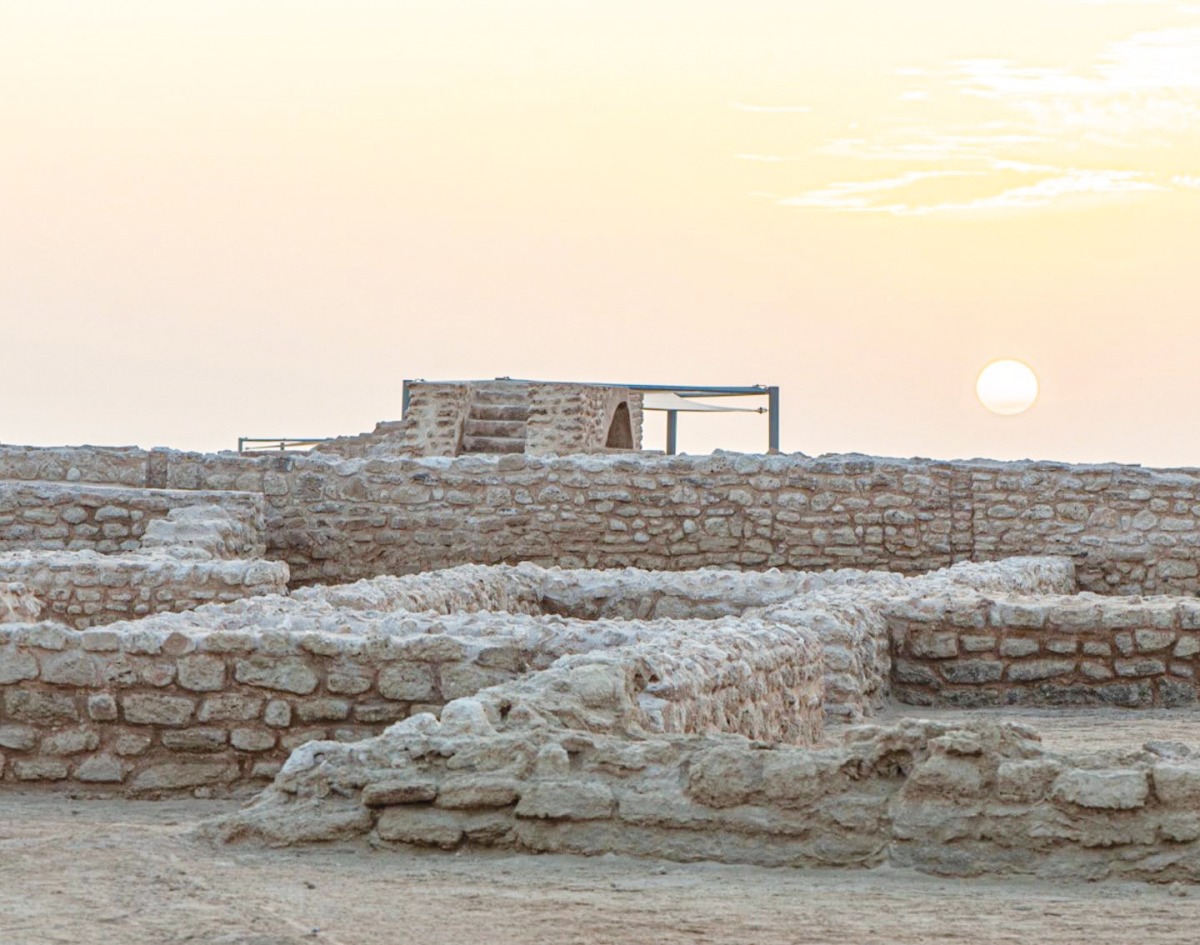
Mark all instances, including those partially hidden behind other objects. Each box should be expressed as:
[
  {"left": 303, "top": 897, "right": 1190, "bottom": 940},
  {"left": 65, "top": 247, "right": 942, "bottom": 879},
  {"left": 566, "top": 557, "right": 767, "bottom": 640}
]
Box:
[
  {"left": 216, "top": 713, "right": 1200, "bottom": 884},
  {"left": 0, "top": 551, "right": 289, "bottom": 628},
  {"left": 3, "top": 444, "right": 1200, "bottom": 596},
  {"left": 525, "top": 384, "right": 643, "bottom": 454},
  {"left": 0, "top": 617, "right": 549, "bottom": 794},
  {"left": 0, "top": 480, "right": 267, "bottom": 556},
  {"left": 889, "top": 592, "right": 1200, "bottom": 708}
]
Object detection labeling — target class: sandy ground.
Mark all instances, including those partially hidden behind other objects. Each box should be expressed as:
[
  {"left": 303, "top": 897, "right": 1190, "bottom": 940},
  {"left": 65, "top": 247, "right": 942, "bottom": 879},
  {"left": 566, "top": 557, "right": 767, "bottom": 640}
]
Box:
[{"left": 5, "top": 708, "right": 1200, "bottom": 945}]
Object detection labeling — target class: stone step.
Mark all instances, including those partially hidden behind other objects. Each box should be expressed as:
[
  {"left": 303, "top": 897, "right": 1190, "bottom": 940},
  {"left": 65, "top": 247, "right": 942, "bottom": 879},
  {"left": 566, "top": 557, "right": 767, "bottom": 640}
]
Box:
[
  {"left": 470, "top": 404, "right": 529, "bottom": 423},
  {"left": 463, "top": 418, "right": 526, "bottom": 439},
  {"left": 461, "top": 435, "right": 526, "bottom": 454},
  {"left": 471, "top": 388, "right": 531, "bottom": 406}
]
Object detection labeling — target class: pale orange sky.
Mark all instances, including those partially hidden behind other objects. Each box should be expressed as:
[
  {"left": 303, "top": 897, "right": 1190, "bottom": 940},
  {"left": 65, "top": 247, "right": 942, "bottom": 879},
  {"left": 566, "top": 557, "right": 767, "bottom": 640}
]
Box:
[{"left": 3, "top": 1, "right": 1199, "bottom": 464}]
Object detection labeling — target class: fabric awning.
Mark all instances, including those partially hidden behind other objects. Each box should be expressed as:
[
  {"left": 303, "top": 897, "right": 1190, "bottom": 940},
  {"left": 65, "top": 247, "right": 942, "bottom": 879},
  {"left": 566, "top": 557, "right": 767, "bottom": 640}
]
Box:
[{"left": 641, "top": 392, "right": 762, "bottom": 413}]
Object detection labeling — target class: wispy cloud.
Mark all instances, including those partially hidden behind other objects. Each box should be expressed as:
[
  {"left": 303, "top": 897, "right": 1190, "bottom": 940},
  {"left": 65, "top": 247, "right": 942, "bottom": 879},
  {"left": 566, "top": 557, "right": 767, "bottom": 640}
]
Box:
[
  {"left": 778, "top": 170, "right": 983, "bottom": 211},
  {"left": 779, "top": 167, "right": 1161, "bottom": 216},
  {"left": 732, "top": 102, "right": 812, "bottom": 113},
  {"left": 754, "top": 20, "right": 1200, "bottom": 216}
]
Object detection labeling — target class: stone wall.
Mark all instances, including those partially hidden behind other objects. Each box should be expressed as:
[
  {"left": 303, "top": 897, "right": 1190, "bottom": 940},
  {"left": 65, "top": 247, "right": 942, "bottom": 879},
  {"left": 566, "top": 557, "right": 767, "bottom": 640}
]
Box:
[
  {"left": 3, "top": 446, "right": 1200, "bottom": 596},
  {"left": 0, "top": 550, "right": 289, "bottom": 629},
  {"left": 889, "top": 591, "right": 1200, "bottom": 708},
  {"left": 525, "top": 384, "right": 643, "bottom": 454},
  {"left": 0, "top": 598, "right": 824, "bottom": 794},
  {"left": 0, "top": 615, "right": 545, "bottom": 794},
  {"left": 0, "top": 480, "right": 266, "bottom": 556},
  {"left": 212, "top": 710, "right": 1200, "bottom": 884}
]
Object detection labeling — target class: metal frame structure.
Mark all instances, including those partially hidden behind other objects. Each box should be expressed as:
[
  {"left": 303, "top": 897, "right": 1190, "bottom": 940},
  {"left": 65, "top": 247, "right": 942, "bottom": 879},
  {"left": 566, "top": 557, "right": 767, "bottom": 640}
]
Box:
[{"left": 236, "top": 437, "right": 327, "bottom": 454}]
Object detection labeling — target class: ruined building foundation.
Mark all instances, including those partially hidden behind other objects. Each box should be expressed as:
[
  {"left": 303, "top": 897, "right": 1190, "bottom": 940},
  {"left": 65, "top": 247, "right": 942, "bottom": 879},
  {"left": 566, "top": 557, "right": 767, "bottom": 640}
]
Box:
[{"left": 5, "top": 435, "right": 1200, "bottom": 883}]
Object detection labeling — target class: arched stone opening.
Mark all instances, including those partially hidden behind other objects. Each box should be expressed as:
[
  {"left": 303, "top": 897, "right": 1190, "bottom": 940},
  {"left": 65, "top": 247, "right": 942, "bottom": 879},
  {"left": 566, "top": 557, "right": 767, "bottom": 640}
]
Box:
[{"left": 605, "top": 402, "right": 634, "bottom": 449}]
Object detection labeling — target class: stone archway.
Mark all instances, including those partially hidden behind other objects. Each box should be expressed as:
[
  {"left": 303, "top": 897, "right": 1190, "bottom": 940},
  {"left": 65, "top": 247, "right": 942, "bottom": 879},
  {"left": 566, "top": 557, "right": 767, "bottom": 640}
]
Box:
[{"left": 605, "top": 402, "right": 634, "bottom": 449}]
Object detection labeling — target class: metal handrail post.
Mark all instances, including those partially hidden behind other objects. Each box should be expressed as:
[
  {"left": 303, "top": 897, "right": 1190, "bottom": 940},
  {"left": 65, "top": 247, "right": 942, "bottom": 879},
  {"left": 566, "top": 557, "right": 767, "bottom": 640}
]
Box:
[
  {"left": 768, "top": 386, "right": 780, "bottom": 453},
  {"left": 666, "top": 410, "right": 678, "bottom": 455}
]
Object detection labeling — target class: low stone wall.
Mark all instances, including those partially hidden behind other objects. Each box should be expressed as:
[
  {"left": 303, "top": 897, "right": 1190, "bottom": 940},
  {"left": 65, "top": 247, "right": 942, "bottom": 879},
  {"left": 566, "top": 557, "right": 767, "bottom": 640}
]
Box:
[
  {"left": 0, "top": 551, "right": 288, "bottom": 629},
  {"left": 0, "top": 616, "right": 551, "bottom": 794},
  {"left": 890, "top": 592, "right": 1200, "bottom": 708},
  {"left": 212, "top": 714, "right": 1200, "bottom": 884},
  {"left": 0, "top": 596, "right": 826, "bottom": 794},
  {"left": 0, "top": 480, "right": 266, "bottom": 556}
]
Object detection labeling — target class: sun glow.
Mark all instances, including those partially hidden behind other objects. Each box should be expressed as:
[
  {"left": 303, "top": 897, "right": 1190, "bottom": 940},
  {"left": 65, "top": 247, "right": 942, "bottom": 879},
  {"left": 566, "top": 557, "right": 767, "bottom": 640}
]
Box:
[{"left": 976, "top": 360, "right": 1040, "bottom": 416}]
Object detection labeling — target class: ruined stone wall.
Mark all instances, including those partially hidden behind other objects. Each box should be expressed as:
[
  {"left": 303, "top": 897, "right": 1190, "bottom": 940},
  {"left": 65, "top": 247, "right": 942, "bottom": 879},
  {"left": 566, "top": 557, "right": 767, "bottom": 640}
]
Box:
[
  {"left": 525, "top": 385, "right": 643, "bottom": 454},
  {"left": 0, "top": 616, "right": 545, "bottom": 794},
  {"left": 0, "top": 552, "right": 289, "bottom": 629},
  {"left": 3, "top": 445, "right": 1200, "bottom": 596},
  {"left": 0, "top": 480, "right": 266, "bottom": 555},
  {"left": 889, "top": 592, "right": 1200, "bottom": 709},
  {"left": 215, "top": 710, "right": 1200, "bottom": 884}
]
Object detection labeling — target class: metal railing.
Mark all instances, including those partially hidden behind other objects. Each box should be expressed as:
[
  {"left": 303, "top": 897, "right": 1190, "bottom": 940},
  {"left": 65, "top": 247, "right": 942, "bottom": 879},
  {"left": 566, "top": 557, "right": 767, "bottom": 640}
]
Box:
[{"left": 236, "top": 437, "right": 328, "bottom": 454}]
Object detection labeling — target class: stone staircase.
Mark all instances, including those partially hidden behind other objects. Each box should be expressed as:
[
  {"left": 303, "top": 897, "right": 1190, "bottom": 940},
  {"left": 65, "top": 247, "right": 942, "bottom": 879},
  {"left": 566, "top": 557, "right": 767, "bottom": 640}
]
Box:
[{"left": 460, "top": 385, "right": 530, "bottom": 454}]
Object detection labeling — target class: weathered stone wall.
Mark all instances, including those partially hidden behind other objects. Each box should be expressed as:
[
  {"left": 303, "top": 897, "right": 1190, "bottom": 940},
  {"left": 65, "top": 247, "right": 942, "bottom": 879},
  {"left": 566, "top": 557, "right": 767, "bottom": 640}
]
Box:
[
  {"left": 3, "top": 445, "right": 1200, "bottom": 596},
  {"left": 889, "top": 591, "right": 1200, "bottom": 709},
  {"left": 0, "top": 551, "right": 289, "bottom": 629},
  {"left": 525, "top": 384, "right": 643, "bottom": 454},
  {"left": 0, "top": 616, "right": 546, "bottom": 794},
  {"left": 0, "top": 480, "right": 267, "bottom": 556},
  {"left": 212, "top": 711, "right": 1200, "bottom": 884},
  {"left": 0, "top": 599, "right": 824, "bottom": 793}
]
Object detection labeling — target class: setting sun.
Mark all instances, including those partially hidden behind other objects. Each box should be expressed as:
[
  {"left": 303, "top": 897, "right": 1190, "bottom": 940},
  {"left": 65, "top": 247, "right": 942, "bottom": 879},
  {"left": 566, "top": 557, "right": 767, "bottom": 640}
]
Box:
[{"left": 976, "top": 359, "right": 1039, "bottom": 416}]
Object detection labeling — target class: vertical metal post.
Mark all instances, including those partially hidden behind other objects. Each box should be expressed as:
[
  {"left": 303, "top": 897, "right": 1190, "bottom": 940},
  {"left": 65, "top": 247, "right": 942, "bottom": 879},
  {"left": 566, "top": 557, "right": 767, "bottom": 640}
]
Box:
[
  {"left": 237, "top": 437, "right": 245, "bottom": 454},
  {"left": 402, "top": 379, "right": 412, "bottom": 418},
  {"left": 666, "top": 410, "right": 678, "bottom": 455},
  {"left": 767, "top": 386, "right": 780, "bottom": 453}
]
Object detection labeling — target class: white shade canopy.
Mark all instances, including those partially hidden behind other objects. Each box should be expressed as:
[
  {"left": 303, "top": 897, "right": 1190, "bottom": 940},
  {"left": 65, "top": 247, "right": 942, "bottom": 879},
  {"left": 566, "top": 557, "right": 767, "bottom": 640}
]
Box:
[{"left": 641, "top": 392, "right": 762, "bottom": 413}]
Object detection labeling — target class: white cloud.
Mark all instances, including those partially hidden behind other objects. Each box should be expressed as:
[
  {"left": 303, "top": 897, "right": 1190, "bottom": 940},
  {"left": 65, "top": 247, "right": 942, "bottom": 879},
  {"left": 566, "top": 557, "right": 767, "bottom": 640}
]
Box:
[
  {"left": 732, "top": 102, "right": 812, "bottom": 113},
  {"left": 780, "top": 167, "right": 1162, "bottom": 216},
  {"left": 1175, "top": 174, "right": 1200, "bottom": 187},
  {"left": 778, "top": 170, "right": 983, "bottom": 211}
]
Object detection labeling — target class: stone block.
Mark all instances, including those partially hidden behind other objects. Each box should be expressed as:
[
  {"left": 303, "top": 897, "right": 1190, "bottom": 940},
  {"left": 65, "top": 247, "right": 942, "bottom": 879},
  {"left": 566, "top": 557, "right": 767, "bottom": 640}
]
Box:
[
  {"left": 0, "top": 648, "right": 39, "bottom": 684},
  {"left": 176, "top": 655, "right": 227, "bottom": 692},
  {"left": 1050, "top": 769, "right": 1148, "bottom": 810},
  {"left": 378, "top": 664, "right": 437, "bottom": 702},
  {"left": 909, "top": 632, "right": 958, "bottom": 659},
  {"left": 1113, "top": 658, "right": 1166, "bottom": 678},
  {"left": 940, "top": 660, "right": 1004, "bottom": 685},
  {"left": 198, "top": 693, "right": 264, "bottom": 722},
  {"left": 999, "top": 638, "right": 1040, "bottom": 658},
  {"left": 123, "top": 693, "right": 196, "bottom": 726},
  {"left": 75, "top": 754, "right": 127, "bottom": 783},
  {"left": 1006, "top": 660, "right": 1075, "bottom": 682},
  {"left": 296, "top": 698, "right": 351, "bottom": 722},
  {"left": 234, "top": 657, "right": 318, "bottom": 695},
  {"left": 5, "top": 690, "right": 78, "bottom": 723},
  {"left": 515, "top": 781, "right": 615, "bottom": 820},
  {"left": 42, "top": 728, "right": 100, "bottom": 755},
  {"left": 0, "top": 724, "right": 38, "bottom": 751},
  {"left": 1134, "top": 630, "right": 1176, "bottom": 653},
  {"left": 130, "top": 762, "right": 238, "bottom": 792},
  {"left": 161, "top": 728, "right": 228, "bottom": 752},
  {"left": 363, "top": 779, "right": 440, "bottom": 807},
  {"left": 436, "top": 777, "right": 521, "bottom": 810},
  {"left": 264, "top": 700, "right": 292, "bottom": 728},
  {"left": 231, "top": 728, "right": 276, "bottom": 752},
  {"left": 13, "top": 759, "right": 69, "bottom": 781}
]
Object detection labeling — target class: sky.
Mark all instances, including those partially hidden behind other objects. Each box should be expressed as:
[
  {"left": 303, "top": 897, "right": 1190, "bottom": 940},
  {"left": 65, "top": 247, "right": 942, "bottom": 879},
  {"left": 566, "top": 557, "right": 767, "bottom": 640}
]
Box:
[{"left": 3, "top": 0, "right": 1199, "bottom": 466}]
